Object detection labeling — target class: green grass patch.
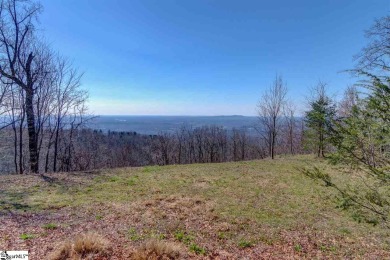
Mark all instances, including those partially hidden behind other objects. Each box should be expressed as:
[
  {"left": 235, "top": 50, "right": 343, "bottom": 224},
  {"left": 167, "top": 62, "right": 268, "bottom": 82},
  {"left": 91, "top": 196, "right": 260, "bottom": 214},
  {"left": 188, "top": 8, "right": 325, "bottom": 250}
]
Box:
[
  {"left": 174, "top": 230, "right": 193, "bottom": 245},
  {"left": 20, "top": 233, "right": 34, "bottom": 240},
  {"left": 189, "top": 243, "right": 206, "bottom": 255},
  {"left": 238, "top": 239, "right": 254, "bottom": 248},
  {"left": 294, "top": 244, "right": 302, "bottom": 252},
  {"left": 109, "top": 176, "right": 121, "bottom": 182},
  {"left": 128, "top": 227, "right": 144, "bottom": 241},
  {"left": 42, "top": 223, "right": 57, "bottom": 230},
  {"left": 142, "top": 165, "right": 161, "bottom": 173}
]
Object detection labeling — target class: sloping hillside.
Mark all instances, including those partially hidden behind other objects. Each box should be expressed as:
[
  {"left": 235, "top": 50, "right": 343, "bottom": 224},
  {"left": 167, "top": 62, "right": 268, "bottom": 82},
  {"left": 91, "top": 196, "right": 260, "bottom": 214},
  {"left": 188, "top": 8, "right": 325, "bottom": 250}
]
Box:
[{"left": 0, "top": 156, "right": 388, "bottom": 259}]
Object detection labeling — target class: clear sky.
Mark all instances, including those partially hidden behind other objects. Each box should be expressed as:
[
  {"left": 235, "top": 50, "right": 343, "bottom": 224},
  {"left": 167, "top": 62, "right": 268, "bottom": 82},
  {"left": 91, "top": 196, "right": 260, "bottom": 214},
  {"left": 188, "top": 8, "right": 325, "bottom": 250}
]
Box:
[{"left": 40, "top": 0, "right": 390, "bottom": 116}]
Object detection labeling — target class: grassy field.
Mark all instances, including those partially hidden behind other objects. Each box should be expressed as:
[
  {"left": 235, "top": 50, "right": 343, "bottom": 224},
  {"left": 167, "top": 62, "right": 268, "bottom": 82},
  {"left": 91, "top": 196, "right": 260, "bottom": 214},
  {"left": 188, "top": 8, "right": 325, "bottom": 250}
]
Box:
[{"left": 0, "top": 155, "right": 388, "bottom": 259}]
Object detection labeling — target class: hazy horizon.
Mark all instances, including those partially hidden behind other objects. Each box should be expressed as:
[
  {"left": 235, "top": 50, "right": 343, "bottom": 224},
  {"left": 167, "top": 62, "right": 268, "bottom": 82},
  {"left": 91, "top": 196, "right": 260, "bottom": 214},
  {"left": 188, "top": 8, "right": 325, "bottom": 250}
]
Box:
[
  {"left": 90, "top": 114, "right": 262, "bottom": 135},
  {"left": 95, "top": 114, "right": 257, "bottom": 117}
]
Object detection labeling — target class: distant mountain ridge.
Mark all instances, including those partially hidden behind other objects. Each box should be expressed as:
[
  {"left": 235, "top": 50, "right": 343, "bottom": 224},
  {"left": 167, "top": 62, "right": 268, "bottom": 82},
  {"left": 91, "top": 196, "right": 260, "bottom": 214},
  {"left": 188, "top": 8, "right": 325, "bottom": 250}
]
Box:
[{"left": 89, "top": 115, "right": 258, "bottom": 135}]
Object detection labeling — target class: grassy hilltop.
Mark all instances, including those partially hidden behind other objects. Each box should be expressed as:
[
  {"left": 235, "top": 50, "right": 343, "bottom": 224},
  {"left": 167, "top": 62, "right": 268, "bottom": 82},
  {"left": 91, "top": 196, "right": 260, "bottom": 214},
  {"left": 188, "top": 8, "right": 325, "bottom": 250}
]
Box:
[{"left": 0, "top": 155, "right": 388, "bottom": 259}]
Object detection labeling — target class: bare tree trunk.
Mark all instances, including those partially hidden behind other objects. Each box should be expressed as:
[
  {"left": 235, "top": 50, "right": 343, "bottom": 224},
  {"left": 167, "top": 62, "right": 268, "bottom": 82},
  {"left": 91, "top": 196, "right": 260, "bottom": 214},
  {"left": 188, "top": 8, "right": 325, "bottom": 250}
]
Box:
[
  {"left": 19, "top": 110, "right": 25, "bottom": 174},
  {"left": 271, "top": 117, "right": 276, "bottom": 159},
  {"left": 53, "top": 120, "right": 61, "bottom": 172},
  {"left": 25, "top": 89, "right": 38, "bottom": 172},
  {"left": 11, "top": 118, "right": 18, "bottom": 173}
]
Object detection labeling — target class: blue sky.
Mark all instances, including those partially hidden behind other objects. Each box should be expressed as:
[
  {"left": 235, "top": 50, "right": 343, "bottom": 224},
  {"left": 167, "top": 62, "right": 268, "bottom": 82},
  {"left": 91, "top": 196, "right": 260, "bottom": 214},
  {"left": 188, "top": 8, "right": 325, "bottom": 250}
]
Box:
[{"left": 40, "top": 0, "right": 390, "bottom": 116}]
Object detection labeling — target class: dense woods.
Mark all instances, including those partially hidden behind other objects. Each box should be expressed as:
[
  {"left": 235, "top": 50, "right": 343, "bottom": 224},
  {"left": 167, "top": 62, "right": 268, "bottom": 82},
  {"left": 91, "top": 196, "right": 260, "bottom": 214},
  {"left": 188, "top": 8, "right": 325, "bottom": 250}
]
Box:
[{"left": 0, "top": 123, "right": 306, "bottom": 173}]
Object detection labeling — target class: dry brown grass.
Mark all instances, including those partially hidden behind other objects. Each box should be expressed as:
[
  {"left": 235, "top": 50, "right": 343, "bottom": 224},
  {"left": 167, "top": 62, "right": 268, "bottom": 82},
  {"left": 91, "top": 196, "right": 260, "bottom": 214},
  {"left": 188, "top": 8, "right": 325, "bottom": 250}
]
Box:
[
  {"left": 49, "top": 241, "right": 73, "bottom": 260},
  {"left": 132, "top": 239, "right": 184, "bottom": 260},
  {"left": 49, "top": 232, "right": 111, "bottom": 260}
]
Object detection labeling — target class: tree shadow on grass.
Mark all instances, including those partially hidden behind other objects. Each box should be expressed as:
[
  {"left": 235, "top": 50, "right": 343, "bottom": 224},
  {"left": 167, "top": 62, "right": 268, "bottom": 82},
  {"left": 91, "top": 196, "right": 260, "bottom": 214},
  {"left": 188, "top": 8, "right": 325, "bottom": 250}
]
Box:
[{"left": 0, "top": 190, "right": 36, "bottom": 216}]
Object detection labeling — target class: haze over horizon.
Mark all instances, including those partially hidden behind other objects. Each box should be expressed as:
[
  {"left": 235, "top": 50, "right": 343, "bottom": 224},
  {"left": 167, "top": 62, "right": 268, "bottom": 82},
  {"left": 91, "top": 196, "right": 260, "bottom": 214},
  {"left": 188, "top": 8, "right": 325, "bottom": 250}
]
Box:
[{"left": 41, "top": 0, "right": 389, "bottom": 116}]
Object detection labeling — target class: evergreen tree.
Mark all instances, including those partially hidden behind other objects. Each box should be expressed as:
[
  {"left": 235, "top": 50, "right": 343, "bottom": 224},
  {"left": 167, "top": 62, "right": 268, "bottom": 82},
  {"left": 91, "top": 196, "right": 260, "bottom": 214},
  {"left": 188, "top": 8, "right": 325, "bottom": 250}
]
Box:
[
  {"left": 318, "top": 77, "right": 390, "bottom": 225},
  {"left": 303, "top": 15, "right": 390, "bottom": 225},
  {"left": 304, "top": 83, "right": 336, "bottom": 157}
]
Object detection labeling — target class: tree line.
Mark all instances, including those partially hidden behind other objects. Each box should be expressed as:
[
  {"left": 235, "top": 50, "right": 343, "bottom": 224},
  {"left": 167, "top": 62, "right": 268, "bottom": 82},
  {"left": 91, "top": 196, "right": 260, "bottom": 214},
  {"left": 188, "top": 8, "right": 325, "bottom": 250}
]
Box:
[{"left": 0, "top": 122, "right": 307, "bottom": 174}]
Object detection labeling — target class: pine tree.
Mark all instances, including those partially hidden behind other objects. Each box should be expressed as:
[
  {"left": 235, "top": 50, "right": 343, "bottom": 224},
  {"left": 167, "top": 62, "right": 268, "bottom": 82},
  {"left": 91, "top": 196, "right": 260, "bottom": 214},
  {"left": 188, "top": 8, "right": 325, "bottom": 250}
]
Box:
[{"left": 304, "top": 83, "right": 336, "bottom": 157}]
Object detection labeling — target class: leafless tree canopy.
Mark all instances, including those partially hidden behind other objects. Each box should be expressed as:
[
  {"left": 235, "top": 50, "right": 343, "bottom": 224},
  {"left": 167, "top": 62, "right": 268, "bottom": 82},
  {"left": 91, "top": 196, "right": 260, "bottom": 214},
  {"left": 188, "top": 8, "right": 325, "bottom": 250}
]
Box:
[
  {"left": 257, "top": 75, "right": 288, "bottom": 159},
  {"left": 338, "top": 85, "right": 358, "bottom": 118},
  {"left": 0, "top": 0, "right": 43, "bottom": 173},
  {"left": 0, "top": 0, "right": 89, "bottom": 174},
  {"left": 355, "top": 15, "right": 390, "bottom": 74}
]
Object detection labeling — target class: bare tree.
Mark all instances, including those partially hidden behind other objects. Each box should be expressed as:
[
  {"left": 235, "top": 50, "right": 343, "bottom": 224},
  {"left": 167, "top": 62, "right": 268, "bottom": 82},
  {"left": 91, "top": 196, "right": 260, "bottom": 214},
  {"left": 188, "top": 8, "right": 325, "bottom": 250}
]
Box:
[
  {"left": 154, "top": 132, "right": 174, "bottom": 165},
  {"left": 232, "top": 128, "right": 248, "bottom": 161},
  {"left": 354, "top": 15, "right": 390, "bottom": 74},
  {"left": 0, "top": 82, "right": 11, "bottom": 128},
  {"left": 44, "top": 57, "right": 85, "bottom": 172},
  {"left": 284, "top": 101, "right": 297, "bottom": 155},
  {"left": 257, "top": 75, "right": 288, "bottom": 159},
  {"left": 338, "top": 85, "right": 358, "bottom": 118},
  {"left": 0, "top": 0, "right": 92, "bottom": 175},
  {"left": 0, "top": 0, "right": 44, "bottom": 173},
  {"left": 7, "top": 84, "right": 26, "bottom": 173}
]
